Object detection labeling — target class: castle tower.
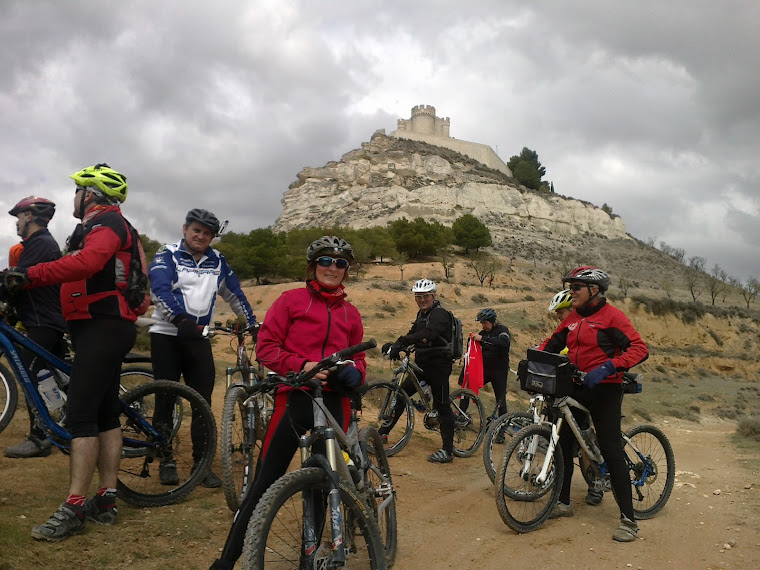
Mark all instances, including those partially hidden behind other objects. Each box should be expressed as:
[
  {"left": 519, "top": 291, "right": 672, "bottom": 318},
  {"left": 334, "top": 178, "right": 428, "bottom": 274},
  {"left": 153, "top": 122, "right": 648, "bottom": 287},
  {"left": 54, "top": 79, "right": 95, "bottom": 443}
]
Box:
[{"left": 391, "top": 104, "right": 511, "bottom": 177}]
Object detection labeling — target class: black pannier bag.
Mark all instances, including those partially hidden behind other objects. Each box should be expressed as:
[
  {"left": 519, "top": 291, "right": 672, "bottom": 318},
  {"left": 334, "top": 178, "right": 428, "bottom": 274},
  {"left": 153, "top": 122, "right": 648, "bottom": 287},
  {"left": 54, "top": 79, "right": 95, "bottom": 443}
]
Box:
[{"left": 517, "top": 348, "right": 577, "bottom": 397}]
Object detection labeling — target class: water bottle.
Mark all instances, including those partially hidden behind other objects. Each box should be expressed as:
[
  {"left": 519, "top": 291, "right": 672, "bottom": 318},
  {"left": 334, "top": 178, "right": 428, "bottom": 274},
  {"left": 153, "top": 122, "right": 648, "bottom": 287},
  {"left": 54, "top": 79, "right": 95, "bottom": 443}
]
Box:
[
  {"left": 37, "top": 370, "right": 65, "bottom": 411},
  {"left": 420, "top": 379, "right": 433, "bottom": 401}
]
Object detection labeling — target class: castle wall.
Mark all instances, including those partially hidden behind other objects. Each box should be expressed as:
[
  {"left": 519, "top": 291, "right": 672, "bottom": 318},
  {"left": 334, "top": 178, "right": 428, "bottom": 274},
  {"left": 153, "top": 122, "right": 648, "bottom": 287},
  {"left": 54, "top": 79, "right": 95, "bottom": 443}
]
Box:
[{"left": 390, "top": 130, "right": 513, "bottom": 177}]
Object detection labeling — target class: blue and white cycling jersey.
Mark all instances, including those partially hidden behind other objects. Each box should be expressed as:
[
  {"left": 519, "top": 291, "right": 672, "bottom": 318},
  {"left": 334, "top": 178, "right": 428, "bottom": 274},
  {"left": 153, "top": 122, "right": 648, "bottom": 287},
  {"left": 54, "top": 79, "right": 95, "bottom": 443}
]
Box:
[{"left": 148, "top": 240, "right": 256, "bottom": 336}]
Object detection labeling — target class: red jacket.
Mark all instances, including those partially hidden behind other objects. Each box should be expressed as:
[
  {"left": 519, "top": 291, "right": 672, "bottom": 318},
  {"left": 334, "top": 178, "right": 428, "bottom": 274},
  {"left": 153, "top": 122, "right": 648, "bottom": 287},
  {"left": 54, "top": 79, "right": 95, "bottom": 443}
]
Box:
[
  {"left": 26, "top": 205, "right": 140, "bottom": 323},
  {"left": 257, "top": 282, "right": 367, "bottom": 382},
  {"left": 539, "top": 299, "right": 648, "bottom": 384}
]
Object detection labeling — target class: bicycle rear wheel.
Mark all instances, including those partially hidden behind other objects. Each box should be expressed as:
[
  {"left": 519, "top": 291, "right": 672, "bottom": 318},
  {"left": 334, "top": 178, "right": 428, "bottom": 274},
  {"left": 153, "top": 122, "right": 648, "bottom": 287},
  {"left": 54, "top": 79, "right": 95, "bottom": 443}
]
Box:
[
  {"left": 450, "top": 388, "right": 486, "bottom": 457},
  {"left": 361, "top": 381, "right": 414, "bottom": 457},
  {"left": 242, "top": 467, "right": 387, "bottom": 569},
  {"left": 495, "top": 424, "right": 563, "bottom": 534},
  {"left": 119, "top": 365, "right": 154, "bottom": 395},
  {"left": 0, "top": 362, "right": 18, "bottom": 434},
  {"left": 117, "top": 380, "right": 217, "bottom": 507},
  {"left": 482, "top": 411, "right": 533, "bottom": 483},
  {"left": 221, "top": 385, "right": 269, "bottom": 512},
  {"left": 359, "top": 426, "right": 397, "bottom": 566},
  {"left": 625, "top": 424, "right": 675, "bottom": 519}
]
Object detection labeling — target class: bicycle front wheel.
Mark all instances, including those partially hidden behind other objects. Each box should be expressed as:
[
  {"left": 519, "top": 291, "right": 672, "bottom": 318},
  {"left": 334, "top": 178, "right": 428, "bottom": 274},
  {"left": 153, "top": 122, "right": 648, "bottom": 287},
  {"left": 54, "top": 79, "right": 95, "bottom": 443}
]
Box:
[
  {"left": 625, "top": 424, "right": 675, "bottom": 519},
  {"left": 495, "top": 424, "right": 563, "bottom": 534},
  {"left": 221, "top": 385, "right": 268, "bottom": 512},
  {"left": 482, "top": 411, "right": 533, "bottom": 483},
  {"left": 118, "top": 380, "right": 217, "bottom": 507},
  {"left": 359, "top": 426, "right": 397, "bottom": 566},
  {"left": 242, "top": 467, "right": 387, "bottom": 569},
  {"left": 450, "top": 388, "right": 486, "bottom": 457},
  {"left": 0, "top": 362, "right": 18, "bottom": 434},
  {"left": 361, "top": 381, "right": 414, "bottom": 457}
]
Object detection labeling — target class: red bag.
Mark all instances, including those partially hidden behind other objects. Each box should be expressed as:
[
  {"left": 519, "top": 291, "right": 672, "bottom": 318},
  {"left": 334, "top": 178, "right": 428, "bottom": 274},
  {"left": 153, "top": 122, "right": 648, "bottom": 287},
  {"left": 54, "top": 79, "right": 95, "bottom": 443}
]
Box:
[{"left": 461, "top": 333, "right": 484, "bottom": 394}]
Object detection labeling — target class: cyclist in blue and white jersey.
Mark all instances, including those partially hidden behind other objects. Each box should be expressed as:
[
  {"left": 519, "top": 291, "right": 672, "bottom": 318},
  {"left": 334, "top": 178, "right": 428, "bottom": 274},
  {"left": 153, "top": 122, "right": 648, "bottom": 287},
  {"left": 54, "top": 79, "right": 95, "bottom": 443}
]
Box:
[{"left": 148, "top": 208, "right": 257, "bottom": 488}]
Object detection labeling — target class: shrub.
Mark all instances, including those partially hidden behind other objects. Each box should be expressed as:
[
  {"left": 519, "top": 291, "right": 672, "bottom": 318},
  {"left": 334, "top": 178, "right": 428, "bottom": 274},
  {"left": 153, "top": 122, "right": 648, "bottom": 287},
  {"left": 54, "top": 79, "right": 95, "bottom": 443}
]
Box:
[
  {"left": 379, "top": 302, "right": 396, "bottom": 314},
  {"left": 471, "top": 293, "right": 488, "bottom": 304},
  {"left": 737, "top": 416, "right": 760, "bottom": 442},
  {"left": 632, "top": 407, "right": 652, "bottom": 422},
  {"left": 707, "top": 329, "right": 723, "bottom": 346},
  {"left": 697, "top": 393, "right": 716, "bottom": 402}
]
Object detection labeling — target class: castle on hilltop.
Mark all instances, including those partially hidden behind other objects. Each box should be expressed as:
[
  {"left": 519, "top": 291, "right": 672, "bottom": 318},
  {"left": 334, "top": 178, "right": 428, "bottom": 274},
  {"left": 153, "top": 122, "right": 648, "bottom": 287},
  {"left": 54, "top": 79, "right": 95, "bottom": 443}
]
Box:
[{"left": 391, "top": 105, "right": 512, "bottom": 177}]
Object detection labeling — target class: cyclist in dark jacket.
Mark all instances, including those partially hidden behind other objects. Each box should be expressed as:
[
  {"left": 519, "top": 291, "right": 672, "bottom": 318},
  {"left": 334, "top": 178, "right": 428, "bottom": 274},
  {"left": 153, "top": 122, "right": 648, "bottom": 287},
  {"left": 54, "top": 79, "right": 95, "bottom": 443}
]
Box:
[
  {"left": 471, "top": 308, "right": 510, "bottom": 418},
  {"left": 384, "top": 278, "right": 456, "bottom": 464},
  {"left": 3, "top": 196, "right": 67, "bottom": 459},
  {"left": 539, "top": 266, "right": 648, "bottom": 543}
]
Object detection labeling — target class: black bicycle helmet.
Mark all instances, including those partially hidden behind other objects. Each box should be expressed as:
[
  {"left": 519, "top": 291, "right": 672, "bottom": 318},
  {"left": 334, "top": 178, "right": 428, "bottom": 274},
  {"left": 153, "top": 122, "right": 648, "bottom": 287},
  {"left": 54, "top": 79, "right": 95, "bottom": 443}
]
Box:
[
  {"left": 476, "top": 308, "right": 497, "bottom": 323},
  {"left": 185, "top": 208, "right": 221, "bottom": 235},
  {"left": 563, "top": 266, "right": 611, "bottom": 292},
  {"left": 306, "top": 236, "right": 355, "bottom": 262},
  {"left": 9, "top": 196, "right": 56, "bottom": 222}
]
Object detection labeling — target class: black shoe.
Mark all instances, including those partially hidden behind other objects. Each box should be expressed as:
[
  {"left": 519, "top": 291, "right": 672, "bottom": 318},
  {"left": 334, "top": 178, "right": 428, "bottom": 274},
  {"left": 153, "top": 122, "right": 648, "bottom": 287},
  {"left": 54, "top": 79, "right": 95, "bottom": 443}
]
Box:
[
  {"left": 193, "top": 462, "right": 222, "bottom": 488},
  {"left": 159, "top": 460, "right": 179, "bottom": 486},
  {"left": 84, "top": 494, "right": 118, "bottom": 525}
]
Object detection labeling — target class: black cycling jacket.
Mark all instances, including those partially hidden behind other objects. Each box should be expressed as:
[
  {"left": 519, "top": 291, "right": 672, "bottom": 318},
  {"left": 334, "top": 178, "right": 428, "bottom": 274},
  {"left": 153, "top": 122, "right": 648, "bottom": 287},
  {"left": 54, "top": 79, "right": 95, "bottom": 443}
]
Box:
[{"left": 13, "top": 228, "right": 67, "bottom": 332}]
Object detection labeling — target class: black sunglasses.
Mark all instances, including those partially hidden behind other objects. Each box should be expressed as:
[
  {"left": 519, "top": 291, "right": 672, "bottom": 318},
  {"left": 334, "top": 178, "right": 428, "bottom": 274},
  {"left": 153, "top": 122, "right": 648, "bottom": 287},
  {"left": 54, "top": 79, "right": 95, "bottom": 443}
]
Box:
[
  {"left": 568, "top": 283, "right": 592, "bottom": 292},
  {"left": 316, "top": 256, "right": 350, "bottom": 269}
]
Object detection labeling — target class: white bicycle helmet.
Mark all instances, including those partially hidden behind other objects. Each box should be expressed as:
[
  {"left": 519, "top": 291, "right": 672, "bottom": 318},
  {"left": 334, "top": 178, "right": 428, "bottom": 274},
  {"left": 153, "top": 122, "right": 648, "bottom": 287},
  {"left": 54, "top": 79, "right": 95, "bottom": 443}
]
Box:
[
  {"left": 411, "top": 279, "right": 437, "bottom": 293},
  {"left": 548, "top": 289, "right": 573, "bottom": 312}
]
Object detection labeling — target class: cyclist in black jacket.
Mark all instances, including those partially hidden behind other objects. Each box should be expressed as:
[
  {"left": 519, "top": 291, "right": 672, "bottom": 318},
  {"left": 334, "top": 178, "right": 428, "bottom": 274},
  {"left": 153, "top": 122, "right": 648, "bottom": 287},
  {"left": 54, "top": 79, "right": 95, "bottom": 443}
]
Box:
[
  {"left": 384, "top": 278, "right": 456, "bottom": 464},
  {"left": 471, "top": 308, "right": 510, "bottom": 419},
  {"left": 4, "top": 196, "right": 67, "bottom": 459}
]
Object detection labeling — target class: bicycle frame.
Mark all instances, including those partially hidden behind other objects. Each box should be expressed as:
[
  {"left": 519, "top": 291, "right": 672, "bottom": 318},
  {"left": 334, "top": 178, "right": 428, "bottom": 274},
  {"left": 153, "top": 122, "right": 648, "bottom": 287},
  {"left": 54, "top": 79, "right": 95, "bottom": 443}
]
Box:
[
  {"left": 391, "top": 352, "right": 433, "bottom": 410},
  {"left": 0, "top": 318, "right": 167, "bottom": 451}
]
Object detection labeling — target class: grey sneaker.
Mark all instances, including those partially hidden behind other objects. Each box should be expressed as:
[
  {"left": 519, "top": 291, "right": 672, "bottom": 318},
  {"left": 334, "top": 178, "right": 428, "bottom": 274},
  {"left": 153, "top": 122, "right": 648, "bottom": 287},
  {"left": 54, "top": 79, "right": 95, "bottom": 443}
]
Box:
[
  {"left": 613, "top": 515, "right": 639, "bottom": 542},
  {"left": 586, "top": 486, "right": 604, "bottom": 506},
  {"left": 548, "top": 501, "right": 574, "bottom": 519},
  {"left": 31, "top": 504, "right": 85, "bottom": 541},
  {"left": 159, "top": 459, "right": 179, "bottom": 486},
  {"left": 84, "top": 495, "right": 118, "bottom": 525},
  {"left": 4, "top": 436, "right": 52, "bottom": 458}
]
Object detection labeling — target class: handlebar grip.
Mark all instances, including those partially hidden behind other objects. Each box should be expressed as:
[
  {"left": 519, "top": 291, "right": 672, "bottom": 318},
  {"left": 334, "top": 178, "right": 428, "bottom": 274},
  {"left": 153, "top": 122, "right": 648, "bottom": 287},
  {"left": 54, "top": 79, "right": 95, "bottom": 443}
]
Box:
[{"left": 335, "top": 339, "right": 377, "bottom": 360}]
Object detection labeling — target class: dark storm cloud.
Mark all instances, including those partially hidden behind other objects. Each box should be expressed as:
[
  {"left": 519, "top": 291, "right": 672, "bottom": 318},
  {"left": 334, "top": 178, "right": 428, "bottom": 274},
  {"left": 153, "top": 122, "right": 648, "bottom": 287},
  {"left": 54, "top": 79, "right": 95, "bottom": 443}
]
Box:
[{"left": 1, "top": 1, "right": 758, "bottom": 281}]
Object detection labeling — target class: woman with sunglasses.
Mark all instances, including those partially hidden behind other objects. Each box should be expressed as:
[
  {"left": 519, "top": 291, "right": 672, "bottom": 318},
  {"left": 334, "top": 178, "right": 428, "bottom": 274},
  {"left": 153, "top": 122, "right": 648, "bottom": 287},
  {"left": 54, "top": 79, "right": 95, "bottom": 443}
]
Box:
[
  {"left": 538, "top": 266, "right": 648, "bottom": 543},
  {"left": 211, "top": 235, "right": 367, "bottom": 569}
]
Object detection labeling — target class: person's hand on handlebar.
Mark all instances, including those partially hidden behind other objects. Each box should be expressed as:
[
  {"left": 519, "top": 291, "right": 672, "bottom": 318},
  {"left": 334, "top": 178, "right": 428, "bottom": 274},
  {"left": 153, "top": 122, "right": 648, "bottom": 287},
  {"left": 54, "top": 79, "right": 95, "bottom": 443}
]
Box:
[{"left": 302, "top": 361, "right": 330, "bottom": 381}]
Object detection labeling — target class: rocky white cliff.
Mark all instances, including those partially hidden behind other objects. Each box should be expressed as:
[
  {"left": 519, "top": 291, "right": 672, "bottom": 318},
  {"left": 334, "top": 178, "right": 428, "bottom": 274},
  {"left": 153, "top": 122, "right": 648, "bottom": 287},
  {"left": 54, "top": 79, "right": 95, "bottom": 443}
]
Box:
[{"left": 273, "top": 132, "right": 628, "bottom": 243}]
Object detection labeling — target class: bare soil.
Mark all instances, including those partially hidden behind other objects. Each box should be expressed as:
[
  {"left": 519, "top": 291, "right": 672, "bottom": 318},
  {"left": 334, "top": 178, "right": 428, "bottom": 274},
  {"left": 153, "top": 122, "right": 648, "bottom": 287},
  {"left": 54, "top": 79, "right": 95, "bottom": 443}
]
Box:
[{"left": 2, "top": 260, "right": 760, "bottom": 569}]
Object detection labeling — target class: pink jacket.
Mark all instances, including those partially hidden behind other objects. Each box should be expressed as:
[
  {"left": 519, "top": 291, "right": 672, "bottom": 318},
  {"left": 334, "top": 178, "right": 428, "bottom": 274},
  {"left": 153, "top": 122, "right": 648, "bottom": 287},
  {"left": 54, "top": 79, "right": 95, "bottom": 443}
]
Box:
[{"left": 256, "top": 283, "right": 367, "bottom": 381}]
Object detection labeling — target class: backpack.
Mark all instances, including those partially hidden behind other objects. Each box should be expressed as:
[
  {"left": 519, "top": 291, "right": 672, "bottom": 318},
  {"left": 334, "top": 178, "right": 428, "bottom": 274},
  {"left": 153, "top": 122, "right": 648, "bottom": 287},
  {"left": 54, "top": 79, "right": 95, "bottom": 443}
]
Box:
[
  {"left": 122, "top": 220, "right": 150, "bottom": 315},
  {"left": 443, "top": 309, "right": 464, "bottom": 361}
]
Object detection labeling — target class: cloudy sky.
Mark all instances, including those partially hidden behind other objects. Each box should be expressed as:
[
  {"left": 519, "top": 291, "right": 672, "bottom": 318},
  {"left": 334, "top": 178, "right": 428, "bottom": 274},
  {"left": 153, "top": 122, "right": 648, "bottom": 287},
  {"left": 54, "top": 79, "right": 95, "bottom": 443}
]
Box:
[{"left": 2, "top": 1, "right": 758, "bottom": 281}]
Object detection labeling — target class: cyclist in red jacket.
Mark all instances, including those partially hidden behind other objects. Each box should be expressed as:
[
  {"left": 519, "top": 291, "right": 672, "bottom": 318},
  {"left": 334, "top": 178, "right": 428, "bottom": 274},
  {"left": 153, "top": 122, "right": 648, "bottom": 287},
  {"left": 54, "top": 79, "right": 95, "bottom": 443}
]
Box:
[
  {"left": 5, "top": 164, "right": 142, "bottom": 541},
  {"left": 539, "top": 266, "right": 648, "bottom": 543},
  {"left": 211, "top": 235, "right": 367, "bottom": 569}
]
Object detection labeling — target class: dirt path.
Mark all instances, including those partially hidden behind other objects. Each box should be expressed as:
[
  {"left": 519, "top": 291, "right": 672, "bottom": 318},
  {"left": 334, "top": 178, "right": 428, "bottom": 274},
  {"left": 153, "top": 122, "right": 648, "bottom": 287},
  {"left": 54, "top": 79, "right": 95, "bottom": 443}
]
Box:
[{"left": 2, "top": 412, "right": 759, "bottom": 569}]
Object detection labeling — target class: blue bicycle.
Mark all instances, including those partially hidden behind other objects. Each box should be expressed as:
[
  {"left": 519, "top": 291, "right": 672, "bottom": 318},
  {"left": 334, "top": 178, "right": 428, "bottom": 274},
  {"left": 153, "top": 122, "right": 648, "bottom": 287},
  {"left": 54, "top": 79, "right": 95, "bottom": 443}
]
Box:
[{"left": 0, "top": 297, "right": 217, "bottom": 507}]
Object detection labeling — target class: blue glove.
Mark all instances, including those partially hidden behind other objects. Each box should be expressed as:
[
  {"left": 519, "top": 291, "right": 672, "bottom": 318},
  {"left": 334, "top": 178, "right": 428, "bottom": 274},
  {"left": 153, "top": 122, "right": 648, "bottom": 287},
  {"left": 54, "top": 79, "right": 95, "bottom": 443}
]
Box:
[
  {"left": 336, "top": 365, "right": 363, "bottom": 390},
  {"left": 584, "top": 360, "right": 617, "bottom": 388}
]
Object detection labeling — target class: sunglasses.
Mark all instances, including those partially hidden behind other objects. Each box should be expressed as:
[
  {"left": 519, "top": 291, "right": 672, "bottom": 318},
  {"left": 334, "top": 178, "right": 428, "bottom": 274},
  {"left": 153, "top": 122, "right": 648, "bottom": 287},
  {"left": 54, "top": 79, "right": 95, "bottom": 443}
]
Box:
[
  {"left": 568, "top": 283, "right": 596, "bottom": 292},
  {"left": 414, "top": 293, "right": 432, "bottom": 300},
  {"left": 316, "top": 256, "right": 350, "bottom": 269}
]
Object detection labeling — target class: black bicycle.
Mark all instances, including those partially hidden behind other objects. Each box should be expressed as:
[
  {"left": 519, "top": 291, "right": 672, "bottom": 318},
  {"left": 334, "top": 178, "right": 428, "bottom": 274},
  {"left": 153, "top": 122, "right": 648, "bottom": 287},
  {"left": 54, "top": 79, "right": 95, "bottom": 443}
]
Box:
[{"left": 361, "top": 346, "right": 486, "bottom": 457}]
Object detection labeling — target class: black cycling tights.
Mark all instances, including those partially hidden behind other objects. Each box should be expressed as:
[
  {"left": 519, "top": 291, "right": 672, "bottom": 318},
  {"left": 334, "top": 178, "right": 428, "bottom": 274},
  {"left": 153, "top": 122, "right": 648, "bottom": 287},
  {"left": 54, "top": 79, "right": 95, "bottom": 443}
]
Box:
[{"left": 557, "top": 383, "right": 634, "bottom": 520}]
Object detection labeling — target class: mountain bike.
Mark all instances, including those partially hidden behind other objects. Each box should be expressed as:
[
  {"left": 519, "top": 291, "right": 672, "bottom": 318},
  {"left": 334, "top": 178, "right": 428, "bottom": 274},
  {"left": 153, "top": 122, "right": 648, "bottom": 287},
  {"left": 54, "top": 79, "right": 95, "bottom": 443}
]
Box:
[
  {"left": 241, "top": 339, "right": 396, "bottom": 569},
  {"left": 360, "top": 346, "right": 486, "bottom": 457},
  {"left": 495, "top": 350, "right": 675, "bottom": 534},
  {"left": 0, "top": 294, "right": 217, "bottom": 507},
  {"left": 207, "top": 320, "right": 274, "bottom": 512}
]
